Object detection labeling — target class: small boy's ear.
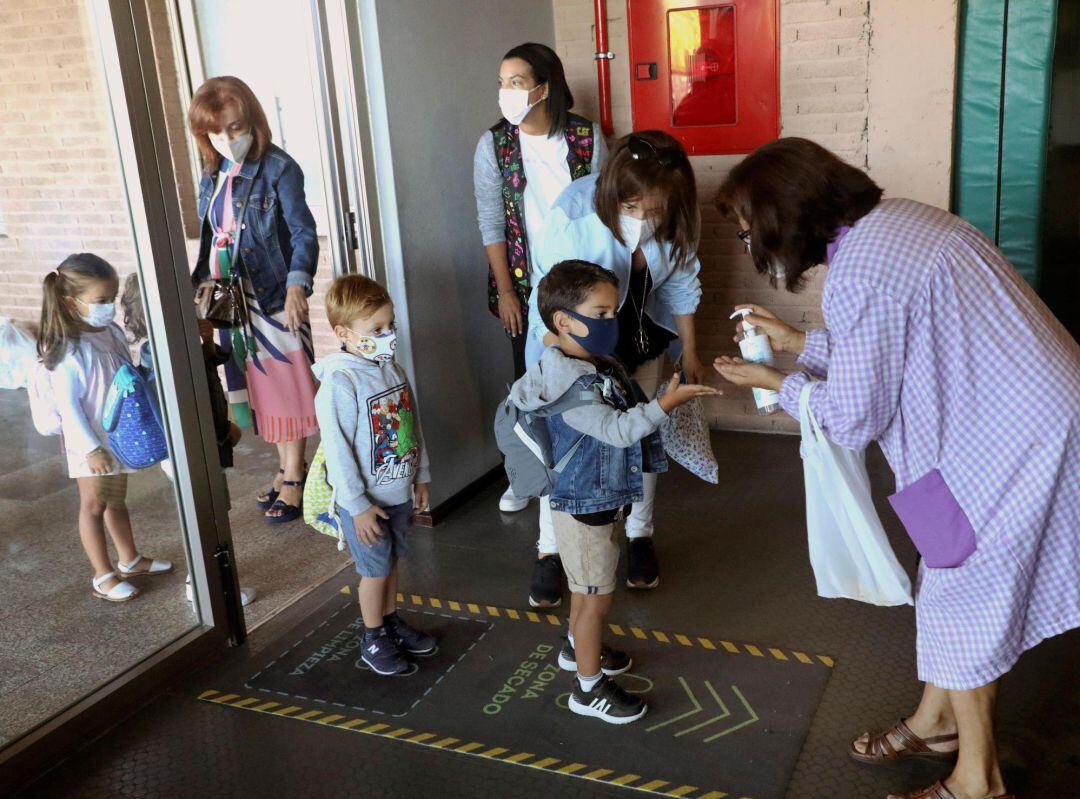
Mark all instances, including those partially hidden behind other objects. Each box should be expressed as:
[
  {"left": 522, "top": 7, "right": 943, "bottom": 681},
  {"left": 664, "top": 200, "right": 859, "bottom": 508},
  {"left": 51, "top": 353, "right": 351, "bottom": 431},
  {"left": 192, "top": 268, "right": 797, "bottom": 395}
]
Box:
[
  {"left": 332, "top": 324, "right": 351, "bottom": 342},
  {"left": 550, "top": 309, "right": 569, "bottom": 334}
]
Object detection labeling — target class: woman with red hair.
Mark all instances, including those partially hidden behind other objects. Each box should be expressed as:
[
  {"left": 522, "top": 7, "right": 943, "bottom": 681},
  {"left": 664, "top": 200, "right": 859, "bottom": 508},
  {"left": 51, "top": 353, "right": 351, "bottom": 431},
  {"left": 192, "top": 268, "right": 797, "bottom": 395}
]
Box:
[{"left": 188, "top": 76, "right": 319, "bottom": 524}]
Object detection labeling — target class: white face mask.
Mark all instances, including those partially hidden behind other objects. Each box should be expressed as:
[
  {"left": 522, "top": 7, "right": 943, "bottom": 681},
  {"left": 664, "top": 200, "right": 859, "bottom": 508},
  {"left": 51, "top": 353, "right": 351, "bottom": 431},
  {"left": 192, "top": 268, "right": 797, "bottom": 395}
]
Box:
[
  {"left": 209, "top": 130, "right": 253, "bottom": 164},
  {"left": 79, "top": 302, "right": 115, "bottom": 328},
  {"left": 618, "top": 214, "right": 654, "bottom": 252},
  {"left": 347, "top": 329, "right": 396, "bottom": 363},
  {"left": 498, "top": 85, "right": 544, "bottom": 126}
]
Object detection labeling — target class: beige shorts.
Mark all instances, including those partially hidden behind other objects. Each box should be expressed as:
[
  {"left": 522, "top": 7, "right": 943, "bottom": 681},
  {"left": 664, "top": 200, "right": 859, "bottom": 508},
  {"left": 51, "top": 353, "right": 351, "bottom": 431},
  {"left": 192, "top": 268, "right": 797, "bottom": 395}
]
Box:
[
  {"left": 551, "top": 511, "right": 618, "bottom": 595},
  {"left": 82, "top": 473, "right": 129, "bottom": 508}
]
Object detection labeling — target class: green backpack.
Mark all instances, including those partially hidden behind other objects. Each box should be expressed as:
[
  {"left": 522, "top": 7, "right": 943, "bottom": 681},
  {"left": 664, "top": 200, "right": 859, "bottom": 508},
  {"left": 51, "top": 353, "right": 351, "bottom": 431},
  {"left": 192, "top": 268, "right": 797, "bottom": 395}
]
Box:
[{"left": 303, "top": 442, "right": 345, "bottom": 551}]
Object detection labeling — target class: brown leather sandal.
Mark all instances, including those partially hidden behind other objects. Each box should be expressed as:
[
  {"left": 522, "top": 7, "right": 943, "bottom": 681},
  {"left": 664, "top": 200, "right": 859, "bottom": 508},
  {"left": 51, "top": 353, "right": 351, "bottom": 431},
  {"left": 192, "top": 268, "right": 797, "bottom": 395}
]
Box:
[
  {"left": 887, "top": 782, "right": 1016, "bottom": 799},
  {"left": 850, "top": 718, "right": 959, "bottom": 764}
]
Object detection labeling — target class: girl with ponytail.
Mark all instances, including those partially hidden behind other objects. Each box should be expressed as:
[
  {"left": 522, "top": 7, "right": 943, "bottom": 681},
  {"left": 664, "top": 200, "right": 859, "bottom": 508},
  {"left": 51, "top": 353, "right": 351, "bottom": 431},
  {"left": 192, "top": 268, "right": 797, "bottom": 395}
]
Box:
[{"left": 36, "top": 254, "right": 172, "bottom": 603}]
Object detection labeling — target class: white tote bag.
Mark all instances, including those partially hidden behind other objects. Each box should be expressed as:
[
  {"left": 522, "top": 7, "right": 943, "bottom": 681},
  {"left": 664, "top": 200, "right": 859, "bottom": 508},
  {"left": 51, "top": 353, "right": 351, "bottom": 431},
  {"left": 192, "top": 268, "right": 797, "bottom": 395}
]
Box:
[{"left": 799, "top": 382, "right": 913, "bottom": 606}]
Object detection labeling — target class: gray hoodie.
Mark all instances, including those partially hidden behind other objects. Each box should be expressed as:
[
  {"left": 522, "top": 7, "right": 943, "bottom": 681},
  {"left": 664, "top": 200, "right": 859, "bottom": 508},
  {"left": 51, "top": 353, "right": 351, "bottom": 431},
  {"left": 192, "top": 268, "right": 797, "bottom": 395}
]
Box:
[
  {"left": 312, "top": 351, "right": 431, "bottom": 516},
  {"left": 510, "top": 347, "right": 667, "bottom": 447}
]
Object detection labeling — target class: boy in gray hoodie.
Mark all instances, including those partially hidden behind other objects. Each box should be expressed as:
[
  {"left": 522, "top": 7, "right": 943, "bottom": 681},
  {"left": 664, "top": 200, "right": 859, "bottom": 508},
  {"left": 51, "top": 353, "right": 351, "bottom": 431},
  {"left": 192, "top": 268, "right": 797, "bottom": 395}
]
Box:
[
  {"left": 314, "top": 275, "right": 434, "bottom": 676},
  {"left": 512, "top": 260, "right": 717, "bottom": 723}
]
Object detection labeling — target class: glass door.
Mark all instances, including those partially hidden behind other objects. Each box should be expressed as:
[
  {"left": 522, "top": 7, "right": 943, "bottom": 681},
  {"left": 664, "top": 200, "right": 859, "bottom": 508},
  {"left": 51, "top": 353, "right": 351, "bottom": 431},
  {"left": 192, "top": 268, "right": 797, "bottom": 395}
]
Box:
[
  {"left": 159, "top": 0, "right": 378, "bottom": 629},
  {"left": 0, "top": 0, "right": 240, "bottom": 777}
]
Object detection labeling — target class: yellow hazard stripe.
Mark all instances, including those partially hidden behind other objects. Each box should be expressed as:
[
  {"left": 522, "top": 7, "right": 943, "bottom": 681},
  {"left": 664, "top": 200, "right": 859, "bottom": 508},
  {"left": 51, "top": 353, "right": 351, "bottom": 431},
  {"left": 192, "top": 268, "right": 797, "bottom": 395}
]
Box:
[
  {"left": 200, "top": 691, "right": 739, "bottom": 797},
  {"left": 379, "top": 592, "right": 833, "bottom": 669}
]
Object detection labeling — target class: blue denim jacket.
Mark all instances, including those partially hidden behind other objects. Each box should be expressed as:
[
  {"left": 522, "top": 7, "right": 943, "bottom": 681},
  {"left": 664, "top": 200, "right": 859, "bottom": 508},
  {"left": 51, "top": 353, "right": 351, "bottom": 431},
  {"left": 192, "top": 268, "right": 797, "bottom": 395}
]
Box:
[
  {"left": 193, "top": 143, "right": 318, "bottom": 315},
  {"left": 546, "top": 370, "right": 668, "bottom": 515}
]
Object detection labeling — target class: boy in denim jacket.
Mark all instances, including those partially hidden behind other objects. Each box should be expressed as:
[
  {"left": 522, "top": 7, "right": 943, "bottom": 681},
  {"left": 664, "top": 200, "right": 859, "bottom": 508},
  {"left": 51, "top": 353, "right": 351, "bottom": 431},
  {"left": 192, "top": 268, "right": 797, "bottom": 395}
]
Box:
[{"left": 509, "top": 260, "right": 716, "bottom": 724}]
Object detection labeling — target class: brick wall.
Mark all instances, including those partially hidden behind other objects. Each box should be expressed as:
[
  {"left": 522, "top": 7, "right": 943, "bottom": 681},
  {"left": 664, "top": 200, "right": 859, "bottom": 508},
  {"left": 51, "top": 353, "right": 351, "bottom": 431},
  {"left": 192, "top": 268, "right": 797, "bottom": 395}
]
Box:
[
  {"left": 0, "top": 0, "right": 338, "bottom": 359},
  {"left": 553, "top": 0, "right": 954, "bottom": 433},
  {"left": 0, "top": 0, "right": 138, "bottom": 327}
]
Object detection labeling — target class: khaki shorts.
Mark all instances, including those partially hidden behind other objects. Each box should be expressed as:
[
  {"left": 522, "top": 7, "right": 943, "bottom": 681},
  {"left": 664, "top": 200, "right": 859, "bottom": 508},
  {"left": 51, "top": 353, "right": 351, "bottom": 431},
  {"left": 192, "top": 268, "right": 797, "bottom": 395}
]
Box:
[
  {"left": 83, "top": 474, "right": 129, "bottom": 508},
  {"left": 551, "top": 511, "right": 618, "bottom": 595}
]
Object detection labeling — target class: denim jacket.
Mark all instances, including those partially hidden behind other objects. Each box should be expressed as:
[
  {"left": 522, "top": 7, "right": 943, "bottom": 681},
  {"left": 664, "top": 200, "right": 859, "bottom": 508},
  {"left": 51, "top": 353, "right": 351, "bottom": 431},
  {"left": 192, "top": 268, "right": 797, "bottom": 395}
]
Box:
[
  {"left": 192, "top": 143, "right": 318, "bottom": 316},
  {"left": 510, "top": 347, "right": 667, "bottom": 516}
]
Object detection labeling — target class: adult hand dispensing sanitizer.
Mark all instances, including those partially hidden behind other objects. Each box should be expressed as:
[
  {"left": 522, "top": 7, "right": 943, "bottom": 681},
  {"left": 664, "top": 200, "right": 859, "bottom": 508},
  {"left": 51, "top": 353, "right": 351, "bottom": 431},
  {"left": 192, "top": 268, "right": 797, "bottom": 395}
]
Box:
[{"left": 730, "top": 308, "right": 781, "bottom": 415}]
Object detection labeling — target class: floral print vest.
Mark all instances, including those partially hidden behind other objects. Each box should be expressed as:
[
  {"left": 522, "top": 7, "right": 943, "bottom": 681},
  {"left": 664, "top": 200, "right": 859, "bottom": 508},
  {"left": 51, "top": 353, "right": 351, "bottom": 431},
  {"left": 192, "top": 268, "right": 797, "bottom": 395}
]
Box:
[{"left": 487, "top": 114, "right": 596, "bottom": 315}]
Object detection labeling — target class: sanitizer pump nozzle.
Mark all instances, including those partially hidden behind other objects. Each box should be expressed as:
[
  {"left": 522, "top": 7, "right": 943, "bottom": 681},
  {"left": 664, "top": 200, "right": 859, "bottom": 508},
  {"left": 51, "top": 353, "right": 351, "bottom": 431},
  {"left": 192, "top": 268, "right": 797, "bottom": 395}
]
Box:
[{"left": 729, "top": 308, "right": 781, "bottom": 415}]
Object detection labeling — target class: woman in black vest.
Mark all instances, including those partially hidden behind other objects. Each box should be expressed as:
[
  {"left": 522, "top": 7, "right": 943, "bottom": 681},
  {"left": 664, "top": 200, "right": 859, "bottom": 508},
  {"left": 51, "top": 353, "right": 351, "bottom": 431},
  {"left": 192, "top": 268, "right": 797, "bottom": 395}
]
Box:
[{"left": 472, "top": 43, "right": 606, "bottom": 524}]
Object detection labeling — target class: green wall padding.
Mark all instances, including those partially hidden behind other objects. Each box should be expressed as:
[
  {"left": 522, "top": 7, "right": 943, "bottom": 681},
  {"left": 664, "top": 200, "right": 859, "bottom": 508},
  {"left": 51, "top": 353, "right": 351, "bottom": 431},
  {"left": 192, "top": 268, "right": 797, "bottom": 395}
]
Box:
[
  {"left": 998, "top": 1, "right": 1058, "bottom": 287},
  {"left": 952, "top": 0, "right": 1058, "bottom": 288},
  {"left": 953, "top": 1, "right": 1006, "bottom": 239}
]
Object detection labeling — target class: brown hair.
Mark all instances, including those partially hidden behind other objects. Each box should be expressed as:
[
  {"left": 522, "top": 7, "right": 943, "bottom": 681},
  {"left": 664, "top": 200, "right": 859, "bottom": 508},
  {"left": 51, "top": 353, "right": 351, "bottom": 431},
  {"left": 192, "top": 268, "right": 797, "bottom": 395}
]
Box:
[
  {"left": 715, "top": 137, "right": 883, "bottom": 292},
  {"left": 537, "top": 259, "right": 619, "bottom": 334},
  {"left": 595, "top": 131, "right": 700, "bottom": 271},
  {"left": 187, "top": 76, "right": 272, "bottom": 172},
  {"left": 325, "top": 274, "right": 392, "bottom": 328},
  {"left": 121, "top": 273, "right": 146, "bottom": 341},
  {"left": 37, "top": 253, "right": 119, "bottom": 370}
]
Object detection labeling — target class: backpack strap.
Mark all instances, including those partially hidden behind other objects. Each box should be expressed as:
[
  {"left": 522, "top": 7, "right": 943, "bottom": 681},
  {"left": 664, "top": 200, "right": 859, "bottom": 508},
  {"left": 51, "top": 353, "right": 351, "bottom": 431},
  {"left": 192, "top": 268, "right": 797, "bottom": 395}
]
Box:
[{"left": 527, "top": 382, "right": 605, "bottom": 419}]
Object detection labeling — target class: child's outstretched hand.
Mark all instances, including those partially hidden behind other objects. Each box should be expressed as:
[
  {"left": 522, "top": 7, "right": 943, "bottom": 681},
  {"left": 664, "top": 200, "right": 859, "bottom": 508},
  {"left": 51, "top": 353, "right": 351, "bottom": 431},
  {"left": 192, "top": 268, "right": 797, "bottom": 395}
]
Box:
[
  {"left": 353, "top": 505, "right": 389, "bottom": 547},
  {"left": 657, "top": 372, "right": 720, "bottom": 414},
  {"left": 414, "top": 482, "right": 430, "bottom": 512}
]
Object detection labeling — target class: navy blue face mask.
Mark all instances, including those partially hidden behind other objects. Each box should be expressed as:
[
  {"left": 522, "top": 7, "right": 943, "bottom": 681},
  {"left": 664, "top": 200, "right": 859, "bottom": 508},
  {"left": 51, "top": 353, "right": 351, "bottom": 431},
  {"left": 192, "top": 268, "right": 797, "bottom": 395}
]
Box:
[{"left": 563, "top": 308, "right": 619, "bottom": 357}]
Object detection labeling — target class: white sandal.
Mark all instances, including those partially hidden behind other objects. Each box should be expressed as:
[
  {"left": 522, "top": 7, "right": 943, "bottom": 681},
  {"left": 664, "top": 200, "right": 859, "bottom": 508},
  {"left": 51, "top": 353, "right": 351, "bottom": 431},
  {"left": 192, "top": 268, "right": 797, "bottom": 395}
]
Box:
[
  {"left": 92, "top": 571, "right": 139, "bottom": 602},
  {"left": 118, "top": 554, "right": 174, "bottom": 577}
]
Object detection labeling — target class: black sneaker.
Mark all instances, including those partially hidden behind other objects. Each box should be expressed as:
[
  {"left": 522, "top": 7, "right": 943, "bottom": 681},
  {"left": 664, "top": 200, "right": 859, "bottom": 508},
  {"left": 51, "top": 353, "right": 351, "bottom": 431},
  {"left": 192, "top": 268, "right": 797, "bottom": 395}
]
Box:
[
  {"left": 360, "top": 627, "right": 413, "bottom": 676},
  {"left": 626, "top": 537, "right": 660, "bottom": 589},
  {"left": 568, "top": 674, "right": 647, "bottom": 724},
  {"left": 557, "top": 638, "right": 632, "bottom": 676},
  {"left": 384, "top": 612, "right": 438, "bottom": 656},
  {"left": 529, "top": 554, "right": 563, "bottom": 608}
]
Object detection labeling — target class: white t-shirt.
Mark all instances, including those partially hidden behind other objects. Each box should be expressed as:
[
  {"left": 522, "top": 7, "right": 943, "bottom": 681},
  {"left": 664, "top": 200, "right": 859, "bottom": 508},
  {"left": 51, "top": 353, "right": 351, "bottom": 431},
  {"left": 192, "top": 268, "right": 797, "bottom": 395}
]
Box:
[{"left": 519, "top": 131, "right": 571, "bottom": 277}]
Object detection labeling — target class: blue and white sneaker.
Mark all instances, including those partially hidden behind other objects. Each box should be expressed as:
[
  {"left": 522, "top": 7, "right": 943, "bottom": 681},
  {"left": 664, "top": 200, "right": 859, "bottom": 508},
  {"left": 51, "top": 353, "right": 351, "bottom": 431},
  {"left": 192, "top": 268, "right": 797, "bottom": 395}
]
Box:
[
  {"left": 384, "top": 612, "right": 438, "bottom": 656},
  {"left": 361, "top": 627, "right": 412, "bottom": 676}
]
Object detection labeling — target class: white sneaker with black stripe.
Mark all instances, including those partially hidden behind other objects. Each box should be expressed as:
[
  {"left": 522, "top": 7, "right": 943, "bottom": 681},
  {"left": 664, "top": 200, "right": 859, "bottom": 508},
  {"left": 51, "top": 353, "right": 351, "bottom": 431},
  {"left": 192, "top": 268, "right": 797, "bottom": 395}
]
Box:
[{"left": 568, "top": 674, "right": 647, "bottom": 724}]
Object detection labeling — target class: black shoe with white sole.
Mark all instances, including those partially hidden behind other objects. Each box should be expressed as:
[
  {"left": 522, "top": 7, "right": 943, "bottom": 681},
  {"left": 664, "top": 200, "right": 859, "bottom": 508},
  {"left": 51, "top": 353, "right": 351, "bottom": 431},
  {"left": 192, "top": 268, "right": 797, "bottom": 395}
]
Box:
[
  {"left": 529, "top": 554, "right": 563, "bottom": 608},
  {"left": 360, "top": 627, "right": 413, "bottom": 676},
  {"left": 568, "top": 675, "right": 647, "bottom": 724},
  {"left": 626, "top": 537, "right": 660, "bottom": 589},
  {"left": 557, "top": 638, "right": 632, "bottom": 676},
  {"left": 384, "top": 611, "right": 438, "bottom": 656}
]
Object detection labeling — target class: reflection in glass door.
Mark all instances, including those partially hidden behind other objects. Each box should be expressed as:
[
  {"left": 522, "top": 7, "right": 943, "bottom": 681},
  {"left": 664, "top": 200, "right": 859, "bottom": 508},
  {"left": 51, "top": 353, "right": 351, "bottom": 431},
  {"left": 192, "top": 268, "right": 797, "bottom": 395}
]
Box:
[{"left": 0, "top": 0, "right": 236, "bottom": 756}]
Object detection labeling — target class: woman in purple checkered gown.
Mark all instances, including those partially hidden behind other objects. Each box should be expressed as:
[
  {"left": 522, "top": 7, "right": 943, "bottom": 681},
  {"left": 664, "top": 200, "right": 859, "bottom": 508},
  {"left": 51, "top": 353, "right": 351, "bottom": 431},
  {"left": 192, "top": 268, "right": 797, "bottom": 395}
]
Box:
[{"left": 713, "top": 139, "right": 1078, "bottom": 799}]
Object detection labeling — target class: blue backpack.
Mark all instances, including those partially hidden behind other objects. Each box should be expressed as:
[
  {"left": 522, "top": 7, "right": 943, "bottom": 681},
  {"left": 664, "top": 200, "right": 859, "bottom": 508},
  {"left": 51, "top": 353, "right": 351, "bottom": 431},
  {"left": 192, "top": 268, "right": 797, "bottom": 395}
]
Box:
[{"left": 102, "top": 362, "right": 168, "bottom": 469}]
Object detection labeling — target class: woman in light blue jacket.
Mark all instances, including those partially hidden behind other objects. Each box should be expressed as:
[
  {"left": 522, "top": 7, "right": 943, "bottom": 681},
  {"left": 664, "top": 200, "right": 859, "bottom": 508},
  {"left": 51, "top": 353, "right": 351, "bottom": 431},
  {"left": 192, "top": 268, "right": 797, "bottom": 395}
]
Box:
[{"left": 527, "top": 131, "right": 704, "bottom": 601}]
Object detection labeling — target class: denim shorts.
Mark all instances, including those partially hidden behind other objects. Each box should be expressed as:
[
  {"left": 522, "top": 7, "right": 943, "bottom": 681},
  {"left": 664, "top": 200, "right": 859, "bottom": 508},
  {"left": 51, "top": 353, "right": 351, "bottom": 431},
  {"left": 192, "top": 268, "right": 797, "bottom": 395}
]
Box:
[{"left": 337, "top": 501, "right": 414, "bottom": 579}]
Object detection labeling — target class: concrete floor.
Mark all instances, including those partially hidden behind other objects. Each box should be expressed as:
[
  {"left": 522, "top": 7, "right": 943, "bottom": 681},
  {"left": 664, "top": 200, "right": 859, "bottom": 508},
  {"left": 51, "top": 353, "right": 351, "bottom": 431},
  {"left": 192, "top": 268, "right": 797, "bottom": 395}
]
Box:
[
  {"left": 0, "top": 388, "right": 350, "bottom": 746},
  {"left": 11, "top": 430, "right": 1080, "bottom": 798}
]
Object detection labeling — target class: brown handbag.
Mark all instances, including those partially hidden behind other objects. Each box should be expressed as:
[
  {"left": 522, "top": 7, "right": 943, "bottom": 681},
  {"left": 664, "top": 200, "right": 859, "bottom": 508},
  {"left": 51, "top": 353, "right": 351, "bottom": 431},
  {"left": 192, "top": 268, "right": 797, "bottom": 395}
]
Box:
[{"left": 195, "top": 278, "right": 248, "bottom": 329}]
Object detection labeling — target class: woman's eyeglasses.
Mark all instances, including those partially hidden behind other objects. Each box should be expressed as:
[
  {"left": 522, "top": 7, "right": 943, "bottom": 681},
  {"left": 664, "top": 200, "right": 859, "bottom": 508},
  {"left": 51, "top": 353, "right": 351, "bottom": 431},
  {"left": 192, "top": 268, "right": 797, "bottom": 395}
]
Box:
[
  {"left": 627, "top": 134, "right": 687, "bottom": 168},
  {"left": 737, "top": 228, "right": 752, "bottom": 255}
]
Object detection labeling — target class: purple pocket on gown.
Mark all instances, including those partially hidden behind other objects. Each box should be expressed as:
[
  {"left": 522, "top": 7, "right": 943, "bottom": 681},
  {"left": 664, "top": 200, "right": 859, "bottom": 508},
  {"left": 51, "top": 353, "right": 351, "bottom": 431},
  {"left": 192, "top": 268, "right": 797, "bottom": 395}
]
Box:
[{"left": 888, "top": 469, "right": 977, "bottom": 568}]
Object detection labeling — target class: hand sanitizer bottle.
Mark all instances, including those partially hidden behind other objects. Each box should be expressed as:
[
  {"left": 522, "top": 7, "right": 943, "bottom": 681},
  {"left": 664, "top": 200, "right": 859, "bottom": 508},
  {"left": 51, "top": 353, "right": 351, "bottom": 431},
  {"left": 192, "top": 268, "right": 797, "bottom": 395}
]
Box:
[{"left": 730, "top": 308, "right": 781, "bottom": 415}]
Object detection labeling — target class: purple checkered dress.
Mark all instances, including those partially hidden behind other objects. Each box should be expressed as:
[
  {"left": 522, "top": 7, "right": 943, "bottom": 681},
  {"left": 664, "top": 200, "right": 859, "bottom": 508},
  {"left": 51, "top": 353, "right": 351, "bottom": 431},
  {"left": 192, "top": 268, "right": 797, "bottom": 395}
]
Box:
[{"left": 780, "top": 199, "right": 1080, "bottom": 690}]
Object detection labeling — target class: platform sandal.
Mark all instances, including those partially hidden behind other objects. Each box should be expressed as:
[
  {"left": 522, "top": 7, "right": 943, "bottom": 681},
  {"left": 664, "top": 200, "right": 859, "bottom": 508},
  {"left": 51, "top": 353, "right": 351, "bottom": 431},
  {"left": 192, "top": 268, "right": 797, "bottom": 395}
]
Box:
[
  {"left": 265, "top": 479, "right": 303, "bottom": 525},
  {"left": 887, "top": 782, "right": 1016, "bottom": 799},
  {"left": 850, "top": 718, "right": 959, "bottom": 765},
  {"left": 118, "top": 554, "right": 174, "bottom": 577},
  {"left": 92, "top": 572, "right": 139, "bottom": 602},
  {"left": 256, "top": 468, "right": 285, "bottom": 510}
]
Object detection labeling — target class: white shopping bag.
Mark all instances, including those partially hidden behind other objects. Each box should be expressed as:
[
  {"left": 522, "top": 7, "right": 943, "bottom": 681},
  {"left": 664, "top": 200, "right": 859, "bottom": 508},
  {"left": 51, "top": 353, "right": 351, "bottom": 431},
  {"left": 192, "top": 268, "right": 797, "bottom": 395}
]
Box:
[
  {"left": 0, "top": 317, "right": 37, "bottom": 390},
  {"left": 799, "top": 382, "right": 913, "bottom": 606}
]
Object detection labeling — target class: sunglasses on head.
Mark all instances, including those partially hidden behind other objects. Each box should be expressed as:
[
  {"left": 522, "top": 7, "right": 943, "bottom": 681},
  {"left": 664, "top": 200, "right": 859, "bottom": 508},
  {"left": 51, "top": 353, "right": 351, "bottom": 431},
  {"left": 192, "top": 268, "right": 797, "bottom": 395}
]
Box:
[{"left": 627, "top": 134, "right": 687, "bottom": 168}]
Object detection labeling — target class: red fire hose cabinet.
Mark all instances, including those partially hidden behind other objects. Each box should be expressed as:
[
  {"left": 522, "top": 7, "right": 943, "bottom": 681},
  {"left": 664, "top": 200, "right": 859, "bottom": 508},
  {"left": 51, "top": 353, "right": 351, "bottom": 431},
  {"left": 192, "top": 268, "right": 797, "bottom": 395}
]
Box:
[{"left": 626, "top": 0, "right": 779, "bottom": 155}]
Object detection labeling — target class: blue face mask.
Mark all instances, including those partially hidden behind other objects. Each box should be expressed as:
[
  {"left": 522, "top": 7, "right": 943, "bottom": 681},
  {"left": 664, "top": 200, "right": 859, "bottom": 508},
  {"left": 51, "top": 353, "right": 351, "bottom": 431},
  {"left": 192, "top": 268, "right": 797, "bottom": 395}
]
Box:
[{"left": 563, "top": 308, "right": 619, "bottom": 357}]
